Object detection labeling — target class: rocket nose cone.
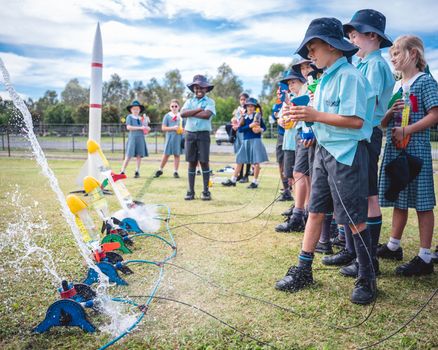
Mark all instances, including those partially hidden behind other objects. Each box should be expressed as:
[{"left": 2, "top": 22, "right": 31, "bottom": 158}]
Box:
[{"left": 92, "top": 23, "right": 103, "bottom": 62}]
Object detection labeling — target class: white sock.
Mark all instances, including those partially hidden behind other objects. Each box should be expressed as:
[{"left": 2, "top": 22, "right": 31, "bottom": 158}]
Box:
[
  {"left": 418, "top": 247, "right": 432, "bottom": 263},
  {"left": 231, "top": 176, "right": 237, "bottom": 183},
  {"left": 387, "top": 237, "right": 401, "bottom": 251},
  {"left": 159, "top": 167, "right": 163, "bottom": 171},
  {"left": 253, "top": 178, "right": 259, "bottom": 184},
  {"left": 174, "top": 169, "right": 178, "bottom": 173}
]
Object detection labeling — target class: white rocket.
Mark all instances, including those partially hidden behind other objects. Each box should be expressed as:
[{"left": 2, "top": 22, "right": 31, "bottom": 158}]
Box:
[{"left": 77, "top": 23, "right": 103, "bottom": 186}]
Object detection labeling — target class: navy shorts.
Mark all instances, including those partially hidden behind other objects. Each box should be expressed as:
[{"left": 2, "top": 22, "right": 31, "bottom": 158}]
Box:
[
  {"left": 283, "top": 150, "right": 295, "bottom": 179},
  {"left": 276, "top": 134, "right": 284, "bottom": 165},
  {"left": 365, "top": 127, "right": 383, "bottom": 196},
  {"left": 294, "top": 133, "right": 310, "bottom": 175},
  {"left": 309, "top": 142, "right": 369, "bottom": 225},
  {"left": 185, "top": 131, "right": 211, "bottom": 163}
]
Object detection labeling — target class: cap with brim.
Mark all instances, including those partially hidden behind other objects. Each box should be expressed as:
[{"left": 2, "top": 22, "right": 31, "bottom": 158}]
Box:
[
  {"left": 126, "top": 100, "right": 145, "bottom": 113},
  {"left": 279, "top": 70, "right": 306, "bottom": 84},
  {"left": 343, "top": 9, "right": 392, "bottom": 48},
  {"left": 187, "top": 74, "right": 214, "bottom": 93},
  {"left": 295, "top": 17, "right": 358, "bottom": 59}
]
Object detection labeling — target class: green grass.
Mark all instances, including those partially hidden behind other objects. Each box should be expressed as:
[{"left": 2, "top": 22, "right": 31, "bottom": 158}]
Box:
[{"left": 0, "top": 155, "right": 437, "bottom": 350}]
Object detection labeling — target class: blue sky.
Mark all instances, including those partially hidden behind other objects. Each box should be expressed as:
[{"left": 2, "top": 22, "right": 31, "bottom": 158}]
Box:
[{"left": 1, "top": 0, "right": 438, "bottom": 101}]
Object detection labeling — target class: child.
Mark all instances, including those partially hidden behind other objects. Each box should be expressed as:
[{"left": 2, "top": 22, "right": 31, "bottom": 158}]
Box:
[
  {"left": 120, "top": 100, "right": 150, "bottom": 178},
  {"left": 231, "top": 92, "right": 251, "bottom": 183},
  {"left": 154, "top": 99, "right": 184, "bottom": 178},
  {"left": 222, "top": 98, "right": 268, "bottom": 188},
  {"left": 274, "top": 69, "right": 307, "bottom": 232},
  {"left": 335, "top": 9, "right": 395, "bottom": 277},
  {"left": 275, "top": 17, "right": 376, "bottom": 305},
  {"left": 180, "top": 75, "right": 216, "bottom": 200},
  {"left": 377, "top": 35, "right": 438, "bottom": 276}
]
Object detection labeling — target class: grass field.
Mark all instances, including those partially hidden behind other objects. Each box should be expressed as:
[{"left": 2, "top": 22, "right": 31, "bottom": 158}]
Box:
[{"left": 0, "top": 154, "right": 437, "bottom": 350}]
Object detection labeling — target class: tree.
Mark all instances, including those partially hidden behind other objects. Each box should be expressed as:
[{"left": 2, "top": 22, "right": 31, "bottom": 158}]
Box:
[
  {"left": 162, "top": 69, "right": 185, "bottom": 103},
  {"left": 214, "top": 96, "right": 237, "bottom": 123},
  {"left": 259, "top": 63, "right": 286, "bottom": 104},
  {"left": 61, "top": 78, "right": 88, "bottom": 107},
  {"left": 103, "top": 74, "right": 130, "bottom": 110},
  {"left": 73, "top": 103, "right": 89, "bottom": 124},
  {"left": 44, "top": 103, "right": 74, "bottom": 124},
  {"left": 210, "top": 63, "right": 243, "bottom": 100}
]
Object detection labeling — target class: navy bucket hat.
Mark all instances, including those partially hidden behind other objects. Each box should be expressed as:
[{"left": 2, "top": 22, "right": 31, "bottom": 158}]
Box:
[
  {"left": 279, "top": 69, "right": 306, "bottom": 84},
  {"left": 244, "top": 97, "right": 260, "bottom": 107},
  {"left": 343, "top": 9, "right": 392, "bottom": 48},
  {"left": 126, "top": 100, "right": 145, "bottom": 113},
  {"left": 296, "top": 17, "right": 358, "bottom": 59},
  {"left": 187, "top": 74, "right": 214, "bottom": 93}
]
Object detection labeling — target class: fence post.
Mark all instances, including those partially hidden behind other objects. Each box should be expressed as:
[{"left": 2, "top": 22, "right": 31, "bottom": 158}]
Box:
[
  {"left": 7, "top": 128, "right": 11, "bottom": 157},
  {"left": 1, "top": 131, "right": 4, "bottom": 150},
  {"left": 155, "top": 124, "right": 158, "bottom": 154},
  {"left": 122, "top": 126, "right": 125, "bottom": 160},
  {"left": 111, "top": 132, "right": 114, "bottom": 153},
  {"left": 72, "top": 134, "right": 75, "bottom": 152}
]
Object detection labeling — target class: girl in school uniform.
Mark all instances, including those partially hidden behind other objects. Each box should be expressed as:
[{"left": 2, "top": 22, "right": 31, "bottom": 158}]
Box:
[
  {"left": 222, "top": 97, "right": 268, "bottom": 189},
  {"left": 378, "top": 35, "right": 438, "bottom": 276},
  {"left": 154, "top": 99, "right": 184, "bottom": 178},
  {"left": 120, "top": 100, "right": 150, "bottom": 178}
]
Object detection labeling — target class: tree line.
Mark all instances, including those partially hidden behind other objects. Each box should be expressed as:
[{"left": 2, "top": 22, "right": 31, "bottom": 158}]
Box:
[{"left": 0, "top": 61, "right": 296, "bottom": 127}]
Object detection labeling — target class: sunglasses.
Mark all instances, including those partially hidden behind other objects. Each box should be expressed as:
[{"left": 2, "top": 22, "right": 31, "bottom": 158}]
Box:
[{"left": 171, "top": 105, "right": 179, "bottom": 108}]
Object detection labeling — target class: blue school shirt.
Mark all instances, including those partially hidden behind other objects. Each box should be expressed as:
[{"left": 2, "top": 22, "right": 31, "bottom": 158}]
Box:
[
  {"left": 313, "top": 56, "right": 374, "bottom": 166},
  {"left": 356, "top": 50, "right": 395, "bottom": 127},
  {"left": 181, "top": 95, "right": 216, "bottom": 132}
]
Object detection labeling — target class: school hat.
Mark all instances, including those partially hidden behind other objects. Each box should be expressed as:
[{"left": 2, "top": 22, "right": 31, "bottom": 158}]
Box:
[
  {"left": 279, "top": 69, "right": 307, "bottom": 84},
  {"left": 126, "top": 100, "right": 145, "bottom": 113},
  {"left": 343, "top": 9, "right": 392, "bottom": 48},
  {"left": 296, "top": 17, "right": 358, "bottom": 59},
  {"left": 187, "top": 74, "right": 214, "bottom": 93},
  {"left": 244, "top": 97, "right": 260, "bottom": 107}
]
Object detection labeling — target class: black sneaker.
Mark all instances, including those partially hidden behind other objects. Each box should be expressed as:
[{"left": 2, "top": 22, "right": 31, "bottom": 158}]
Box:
[
  {"left": 395, "top": 256, "right": 434, "bottom": 277},
  {"left": 154, "top": 170, "right": 163, "bottom": 178},
  {"left": 331, "top": 235, "right": 346, "bottom": 249},
  {"left": 281, "top": 206, "right": 294, "bottom": 217},
  {"left": 321, "top": 248, "right": 355, "bottom": 266},
  {"left": 247, "top": 182, "right": 258, "bottom": 189},
  {"left": 340, "top": 259, "right": 380, "bottom": 278},
  {"left": 134, "top": 171, "right": 140, "bottom": 178},
  {"left": 278, "top": 191, "right": 293, "bottom": 201},
  {"left": 173, "top": 172, "right": 180, "bottom": 178},
  {"left": 275, "top": 266, "right": 314, "bottom": 292},
  {"left": 377, "top": 243, "right": 403, "bottom": 260},
  {"left": 184, "top": 191, "right": 195, "bottom": 200},
  {"left": 275, "top": 215, "right": 305, "bottom": 233},
  {"left": 222, "top": 179, "right": 236, "bottom": 187},
  {"left": 201, "top": 191, "right": 212, "bottom": 201},
  {"left": 120, "top": 171, "right": 125, "bottom": 175},
  {"left": 196, "top": 170, "right": 201, "bottom": 175},
  {"left": 315, "top": 241, "right": 333, "bottom": 255},
  {"left": 239, "top": 176, "right": 249, "bottom": 183},
  {"left": 351, "top": 277, "right": 377, "bottom": 305},
  {"left": 432, "top": 247, "right": 438, "bottom": 264}
]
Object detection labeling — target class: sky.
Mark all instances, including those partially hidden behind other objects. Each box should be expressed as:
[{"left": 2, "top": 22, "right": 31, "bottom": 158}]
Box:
[{"left": 1, "top": 0, "right": 438, "bottom": 101}]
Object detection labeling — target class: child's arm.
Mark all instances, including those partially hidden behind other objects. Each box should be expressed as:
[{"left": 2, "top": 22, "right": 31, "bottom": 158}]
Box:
[
  {"left": 191, "top": 110, "right": 213, "bottom": 119},
  {"left": 392, "top": 107, "right": 438, "bottom": 143},
  {"left": 381, "top": 99, "right": 404, "bottom": 127},
  {"left": 181, "top": 108, "right": 204, "bottom": 118},
  {"left": 287, "top": 106, "right": 364, "bottom": 129}
]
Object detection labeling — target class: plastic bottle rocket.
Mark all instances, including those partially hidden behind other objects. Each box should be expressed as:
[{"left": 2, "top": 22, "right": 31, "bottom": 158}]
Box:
[
  {"left": 87, "top": 139, "right": 135, "bottom": 211},
  {"left": 83, "top": 176, "right": 111, "bottom": 221},
  {"left": 396, "top": 83, "right": 411, "bottom": 149},
  {"left": 66, "top": 194, "right": 101, "bottom": 251},
  {"left": 176, "top": 114, "right": 184, "bottom": 135}
]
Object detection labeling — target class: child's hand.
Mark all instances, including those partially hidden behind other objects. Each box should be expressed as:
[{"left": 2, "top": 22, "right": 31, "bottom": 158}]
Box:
[
  {"left": 173, "top": 126, "right": 179, "bottom": 131},
  {"left": 302, "top": 138, "right": 315, "bottom": 148},
  {"left": 391, "top": 126, "right": 406, "bottom": 144},
  {"left": 308, "top": 92, "right": 315, "bottom": 103},
  {"left": 287, "top": 106, "right": 318, "bottom": 122},
  {"left": 143, "top": 126, "right": 150, "bottom": 135},
  {"left": 389, "top": 99, "right": 404, "bottom": 117}
]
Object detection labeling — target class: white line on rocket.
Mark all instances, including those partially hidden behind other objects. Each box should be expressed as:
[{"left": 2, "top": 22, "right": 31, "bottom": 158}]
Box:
[{"left": 77, "top": 23, "right": 103, "bottom": 185}]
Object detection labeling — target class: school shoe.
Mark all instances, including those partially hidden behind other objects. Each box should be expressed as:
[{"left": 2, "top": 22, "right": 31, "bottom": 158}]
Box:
[
  {"left": 247, "top": 182, "right": 258, "bottom": 189},
  {"left": 134, "top": 171, "right": 140, "bottom": 178},
  {"left": 315, "top": 241, "right": 333, "bottom": 255},
  {"left": 377, "top": 243, "right": 403, "bottom": 261},
  {"left": 321, "top": 248, "right": 355, "bottom": 266},
  {"left": 275, "top": 215, "right": 305, "bottom": 233},
  {"left": 278, "top": 191, "right": 293, "bottom": 201},
  {"left": 281, "top": 206, "right": 294, "bottom": 217},
  {"left": 201, "top": 191, "right": 212, "bottom": 201},
  {"left": 395, "top": 256, "right": 434, "bottom": 277},
  {"left": 275, "top": 265, "right": 314, "bottom": 292},
  {"left": 351, "top": 277, "right": 377, "bottom": 305},
  {"left": 154, "top": 170, "right": 163, "bottom": 178},
  {"left": 222, "top": 179, "right": 236, "bottom": 187},
  {"left": 196, "top": 170, "right": 201, "bottom": 175},
  {"left": 239, "top": 176, "right": 249, "bottom": 183},
  {"left": 432, "top": 247, "right": 438, "bottom": 264},
  {"left": 331, "top": 235, "right": 346, "bottom": 249},
  {"left": 184, "top": 191, "right": 195, "bottom": 200},
  {"left": 340, "top": 259, "right": 380, "bottom": 278},
  {"left": 173, "top": 172, "right": 180, "bottom": 178},
  {"left": 120, "top": 171, "right": 125, "bottom": 175}
]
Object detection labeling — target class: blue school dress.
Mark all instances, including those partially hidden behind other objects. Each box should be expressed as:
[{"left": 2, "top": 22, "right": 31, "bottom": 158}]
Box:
[
  {"left": 162, "top": 112, "right": 183, "bottom": 155},
  {"left": 379, "top": 73, "right": 438, "bottom": 211},
  {"left": 236, "top": 113, "right": 269, "bottom": 164},
  {"left": 125, "top": 114, "right": 148, "bottom": 157}
]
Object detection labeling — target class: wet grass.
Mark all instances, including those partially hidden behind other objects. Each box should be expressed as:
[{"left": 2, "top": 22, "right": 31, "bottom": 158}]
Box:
[{"left": 0, "top": 155, "right": 437, "bottom": 350}]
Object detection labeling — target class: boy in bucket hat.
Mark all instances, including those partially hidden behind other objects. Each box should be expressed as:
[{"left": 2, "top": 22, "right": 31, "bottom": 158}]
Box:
[
  {"left": 275, "top": 18, "right": 376, "bottom": 305},
  {"left": 334, "top": 9, "right": 395, "bottom": 278},
  {"left": 180, "top": 75, "right": 216, "bottom": 200}
]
